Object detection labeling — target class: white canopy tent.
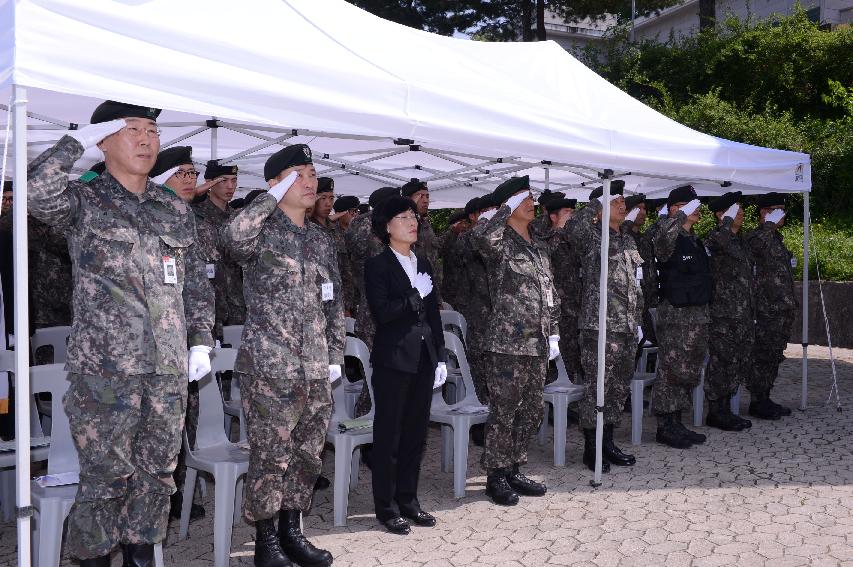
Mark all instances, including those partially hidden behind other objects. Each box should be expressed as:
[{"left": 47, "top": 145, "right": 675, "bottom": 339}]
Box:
[{"left": 1, "top": 0, "right": 811, "bottom": 563}]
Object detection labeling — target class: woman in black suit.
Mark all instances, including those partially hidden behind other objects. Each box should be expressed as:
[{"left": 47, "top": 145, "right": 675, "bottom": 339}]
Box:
[{"left": 365, "top": 196, "right": 447, "bottom": 535}]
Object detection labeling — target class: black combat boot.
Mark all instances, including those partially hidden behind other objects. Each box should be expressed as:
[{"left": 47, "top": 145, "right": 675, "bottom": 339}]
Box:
[
  {"left": 748, "top": 391, "right": 782, "bottom": 420},
  {"left": 706, "top": 397, "right": 748, "bottom": 432},
  {"left": 255, "top": 518, "right": 293, "bottom": 567},
  {"left": 485, "top": 468, "right": 519, "bottom": 506},
  {"left": 120, "top": 543, "right": 154, "bottom": 567},
  {"left": 655, "top": 413, "right": 693, "bottom": 449},
  {"left": 674, "top": 411, "right": 706, "bottom": 444},
  {"left": 602, "top": 424, "right": 636, "bottom": 466},
  {"left": 767, "top": 390, "right": 792, "bottom": 416},
  {"left": 582, "top": 428, "right": 611, "bottom": 473},
  {"left": 79, "top": 556, "right": 111, "bottom": 567},
  {"left": 506, "top": 464, "right": 547, "bottom": 496},
  {"left": 278, "top": 510, "right": 333, "bottom": 567}
]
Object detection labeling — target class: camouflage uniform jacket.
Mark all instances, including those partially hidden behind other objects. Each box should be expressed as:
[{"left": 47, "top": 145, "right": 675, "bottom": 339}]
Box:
[
  {"left": 456, "top": 223, "right": 491, "bottom": 348},
  {"left": 28, "top": 216, "right": 73, "bottom": 328},
  {"left": 471, "top": 206, "right": 560, "bottom": 357},
  {"left": 652, "top": 211, "right": 710, "bottom": 323},
  {"left": 530, "top": 215, "right": 581, "bottom": 318},
  {"left": 221, "top": 193, "right": 345, "bottom": 376},
  {"left": 438, "top": 229, "right": 464, "bottom": 311},
  {"left": 310, "top": 217, "right": 356, "bottom": 315},
  {"left": 623, "top": 220, "right": 659, "bottom": 310},
  {"left": 26, "top": 136, "right": 215, "bottom": 377},
  {"left": 194, "top": 198, "right": 246, "bottom": 325},
  {"left": 415, "top": 215, "right": 442, "bottom": 300},
  {"left": 567, "top": 202, "right": 643, "bottom": 335},
  {"left": 345, "top": 212, "right": 385, "bottom": 339},
  {"left": 745, "top": 222, "right": 798, "bottom": 318},
  {"left": 704, "top": 218, "right": 756, "bottom": 321}
]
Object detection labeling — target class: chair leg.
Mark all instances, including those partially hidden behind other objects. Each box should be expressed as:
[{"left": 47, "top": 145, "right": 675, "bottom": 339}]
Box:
[
  {"left": 178, "top": 467, "right": 198, "bottom": 541},
  {"left": 537, "top": 405, "right": 548, "bottom": 446},
  {"left": 238, "top": 408, "right": 248, "bottom": 442},
  {"left": 441, "top": 425, "right": 453, "bottom": 473},
  {"left": 333, "top": 441, "right": 354, "bottom": 527},
  {"left": 552, "top": 400, "right": 568, "bottom": 467},
  {"left": 731, "top": 386, "right": 741, "bottom": 416},
  {"left": 0, "top": 468, "right": 14, "bottom": 522},
  {"left": 37, "top": 498, "right": 65, "bottom": 567},
  {"left": 233, "top": 477, "right": 244, "bottom": 526},
  {"left": 31, "top": 508, "right": 40, "bottom": 567},
  {"left": 350, "top": 448, "right": 361, "bottom": 491},
  {"left": 154, "top": 542, "right": 165, "bottom": 567},
  {"left": 212, "top": 468, "right": 238, "bottom": 567},
  {"left": 453, "top": 422, "right": 470, "bottom": 499},
  {"left": 692, "top": 382, "right": 704, "bottom": 427},
  {"left": 631, "top": 381, "right": 644, "bottom": 446}
]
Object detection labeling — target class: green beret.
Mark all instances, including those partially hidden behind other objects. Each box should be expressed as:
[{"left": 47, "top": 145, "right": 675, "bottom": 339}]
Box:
[
  {"left": 588, "top": 184, "right": 624, "bottom": 201},
  {"left": 150, "top": 146, "right": 193, "bottom": 178},
  {"left": 667, "top": 185, "right": 698, "bottom": 206},
  {"left": 333, "top": 195, "right": 360, "bottom": 212},
  {"left": 708, "top": 191, "right": 742, "bottom": 212},
  {"left": 755, "top": 192, "right": 786, "bottom": 208},
  {"left": 624, "top": 193, "right": 646, "bottom": 210},
  {"left": 368, "top": 186, "right": 400, "bottom": 208},
  {"left": 493, "top": 175, "right": 530, "bottom": 205},
  {"left": 90, "top": 100, "right": 161, "bottom": 124},
  {"left": 317, "top": 177, "right": 334, "bottom": 194},
  {"left": 401, "top": 179, "right": 428, "bottom": 197},
  {"left": 545, "top": 198, "right": 577, "bottom": 212},
  {"left": 204, "top": 160, "right": 238, "bottom": 180},
  {"left": 264, "top": 144, "right": 313, "bottom": 181}
]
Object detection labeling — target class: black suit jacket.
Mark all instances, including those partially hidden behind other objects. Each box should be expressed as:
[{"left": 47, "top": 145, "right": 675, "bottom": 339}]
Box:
[{"left": 365, "top": 246, "right": 446, "bottom": 374}]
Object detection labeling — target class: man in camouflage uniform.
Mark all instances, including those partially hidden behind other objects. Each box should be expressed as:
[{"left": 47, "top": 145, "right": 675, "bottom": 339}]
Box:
[
  {"left": 622, "top": 194, "right": 659, "bottom": 349},
  {"left": 28, "top": 216, "right": 73, "bottom": 364},
  {"left": 402, "top": 179, "right": 442, "bottom": 300},
  {"left": 438, "top": 203, "right": 477, "bottom": 312},
  {"left": 331, "top": 195, "right": 360, "bottom": 315},
  {"left": 26, "top": 101, "right": 215, "bottom": 566},
  {"left": 745, "top": 192, "right": 798, "bottom": 419},
  {"left": 567, "top": 183, "right": 643, "bottom": 471},
  {"left": 651, "top": 185, "right": 710, "bottom": 449},
  {"left": 221, "top": 144, "right": 343, "bottom": 567},
  {"left": 703, "top": 191, "right": 754, "bottom": 431},
  {"left": 472, "top": 176, "right": 559, "bottom": 506},
  {"left": 309, "top": 177, "right": 356, "bottom": 317}
]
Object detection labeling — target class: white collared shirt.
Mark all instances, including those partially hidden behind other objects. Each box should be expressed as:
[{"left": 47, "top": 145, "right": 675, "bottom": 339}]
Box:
[{"left": 390, "top": 246, "right": 418, "bottom": 288}]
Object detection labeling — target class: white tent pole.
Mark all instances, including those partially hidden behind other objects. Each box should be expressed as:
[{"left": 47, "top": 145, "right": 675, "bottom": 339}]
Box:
[
  {"left": 12, "top": 83, "right": 32, "bottom": 567},
  {"left": 592, "top": 176, "right": 611, "bottom": 486},
  {"left": 210, "top": 117, "right": 218, "bottom": 160},
  {"left": 800, "top": 192, "right": 810, "bottom": 410},
  {"left": 544, "top": 166, "right": 550, "bottom": 191}
]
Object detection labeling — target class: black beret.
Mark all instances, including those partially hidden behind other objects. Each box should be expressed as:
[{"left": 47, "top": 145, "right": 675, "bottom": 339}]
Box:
[
  {"left": 358, "top": 203, "right": 370, "bottom": 214},
  {"left": 333, "top": 195, "right": 360, "bottom": 212},
  {"left": 90, "top": 100, "right": 161, "bottom": 124},
  {"left": 588, "top": 184, "right": 624, "bottom": 201},
  {"left": 448, "top": 210, "right": 467, "bottom": 225},
  {"left": 372, "top": 196, "right": 417, "bottom": 241},
  {"left": 90, "top": 162, "right": 106, "bottom": 175},
  {"left": 368, "top": 186, "right": 400, "bottom": 208},
  {"left": 401, "top": 179, "right": 428, "bottom": 197},
  {"left": 494, "top": 175, "right": 530, "bottom": 205},
  {"left": 477, "top": 192, "right": 497, "bottom": 210},
  {"left": 150, "top": 146, "right": 193, "bottom": 178},
  {"left": 611, "top": 180, "right": 626, "bottom": 191},
  {"left": 264, "top": 144, "right": 313, "bottom": 181},
  {"left": 755, "top": 192, "right": 786, "bottom": 208},
  {"left": 464, "top": 197, "right": 482, "bottom": 216},
  {"left": 624, "top": 193, "right": 646, "bottom": 210},
  {"left": 545, "top": 198, "right": 577, "bottom": 212},
  {"left": 244, "top": 189, "right": 267, "bottom": 206},
  {"left": 537, "top": 189, "right": 565, "bottom": 206},
  {"left": 708, "top": 191, "right": 742, "bottom": 213},
  {"left": 228, "top": 198, "right": 245, "bottom": 210},
  {"left": 204, "top": 160, "right": 238, "bottom": 180},
  {"left": 317, "top": 177, "right": 334, "bottom": 194},
  {"left": 646, "top": 198, "right": 667, "bottom": 211},
  {"left": 2, "top": 180, "right": 11, "bottom": 193},
  {"left": 667, "top": 185, "right": 698, "bottom": 206}
]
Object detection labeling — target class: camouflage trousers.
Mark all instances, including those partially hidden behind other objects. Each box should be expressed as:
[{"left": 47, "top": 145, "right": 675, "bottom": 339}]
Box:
[
  {"left": 748, "top": 311, "right": 795, "bottom": 395},
  {"left": 651, "top": 302, "right": 709, "bottom": 415},
  {"left": 481, "top": 352, "right": 547, "bottom": 472},
  {"left": 64, "top": 373, "right": 186, "bottom": 560},
  {"left": 173, "top": 381, "right": 199, "bottom": 494},
  {"left": 240, "top": 368, "right": 332, "bottom": 522},
  {"left": 578, "top": 330, "right": 636, "bottom": 430},
  {"left": 465, "top": 324, "right": 490, "bottom": 405},
  {"left": 706, "top": 317, "right": 754, "bottom": 401}
]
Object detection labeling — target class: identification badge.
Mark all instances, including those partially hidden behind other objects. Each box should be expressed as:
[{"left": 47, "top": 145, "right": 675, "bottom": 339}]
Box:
[
  {"left": 636, "top": 267, "right": 643, "bottom": 281},
  {"left": 791, "top": 257, "right": 797, "bottom": 268},
  {"left": 163, "top": 256, "right": 177, "bottom": 284},
  {"left": 321, "top": 282, "right": 334, "bottom": 301},
  {"left": 206, "top": 263, "right": 216, "bottom": 279},
  {"left": 544, "top": 287, "right": 554, "bottom": 308}
]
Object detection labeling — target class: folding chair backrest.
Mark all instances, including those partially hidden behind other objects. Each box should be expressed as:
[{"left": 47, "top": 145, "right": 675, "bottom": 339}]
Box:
[
  {"left": 195, "top": 348, "right": 237, "bottom": 449},
  {"left": 648, "top": 308, "right": 657, "bottom": 334},
  {"left": 30, "top": 326, "right": 72, "bottom": 365},
  {"left": 440, "top": 310, "right": 468, "bottom": 342},
  {"left": 29, "top": 364, "right": 76, "bottom": 475},
  {"left": 345, "top": 317, "right": 356, "bottom": 335},
  {"left": 442, "top": 331, "right": 483, "bottom": 406},
  {"left": 222, "top": 326, "right": 244, "bottom": 349},
  {"left": 344, "top": 336, "right": 375, "bottom": 419}
]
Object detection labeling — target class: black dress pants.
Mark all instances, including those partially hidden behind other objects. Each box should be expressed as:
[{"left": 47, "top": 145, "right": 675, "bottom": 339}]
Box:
[{"left": 371, "top": 342, "right": 434, "bottom": 522}]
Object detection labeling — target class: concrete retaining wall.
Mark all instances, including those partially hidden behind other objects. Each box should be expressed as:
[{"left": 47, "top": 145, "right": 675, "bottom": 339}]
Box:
[{"left": 790, "top": 281, "right": 853, "bottom": 348}]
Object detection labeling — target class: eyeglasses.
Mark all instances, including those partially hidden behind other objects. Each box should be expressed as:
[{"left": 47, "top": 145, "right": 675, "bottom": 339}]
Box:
[
  {"left": 1, "top": 196, "right": 12, "bottom": 204},
  {"left": 392, "top": 214, "right": 418, "bottom": 223},
  {"left": 173, "top": 170, "right": 200, "bottom": 179},
  {"left": 123, "top": 125, "right": 161, "bottom": 139}
]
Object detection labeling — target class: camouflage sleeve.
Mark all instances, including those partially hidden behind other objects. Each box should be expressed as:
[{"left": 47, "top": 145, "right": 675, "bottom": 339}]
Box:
[
  {"left": 565, "top": 202, "right": 600, "bottom": 250},
  {"left": 185, "top": 215, "right": 216, "bottom": 348},
  {"left": 703, "top": 218, "right": 736, "bottom": 255},
  {"left": 745, "top": 222, "right": 778, "bottom": 259},
  {"left": 26, "top": 136, "right": 84, "bottom": 231},
  {"left": 652, "top": 212, "right": 687, "bottom": 263},
  {"left": 339, "top": 249, "right": 356, "bottom": 315},
  {"left": 436, "top": 229, "right": 458, "bottom": 259},
  {"left": 220, "top": 192, "right": 277, "bottom": 264},
  {"left": 323, "top": 238, "right": 346, "bottom": 366},
  {"left": 471, "top": 205, "right": 511, "bottom": 264}
]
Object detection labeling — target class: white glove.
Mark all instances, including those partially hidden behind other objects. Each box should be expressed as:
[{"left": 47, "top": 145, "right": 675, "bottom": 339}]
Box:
[
  {"left": 68, "top": 119, "right": 127, "bottom": 149},
  {"left": 479, "top": 209, "right": 497, "bottom": 221},
  {"left": 329, "top": 364, "right": 342, "bottom": 383},
  {"left": 413, "top": 272, "right": 433, "bottom": 299},
  {"left": 548, "top": 335, "right": 560, "bottom": 361},
  {"left": 658, "top": 204, "right": 668, "bottom": 218},
  {"left": 188, "top": 345, "right": 213, "bottom": 382},
  {"left": 596, "top": 193, "right": 621, "bottom": 204},
  {"left": 433, "top": 362, "right": 447, "bottom": 389},
  {"left": 723, "top": 203, "right": 740, "bottom": 220},
  {"left": 765, "top": 209, "right": 785, "bottom": 225},
  {"left": 625, "top": 207, "right": 640, "bottom": 223},
  {"left": 680, "top": 199, "right": 701, "bottom": 217},
  {"left": 268, "top": 171, "right": 299, "bottom": 202},
  {"left": 505, "top": 192, "right": 527, "bottom": 213}
]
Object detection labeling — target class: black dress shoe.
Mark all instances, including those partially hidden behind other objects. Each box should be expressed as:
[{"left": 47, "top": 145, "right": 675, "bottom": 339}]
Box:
[
  {"left": 401, "top": 509, "right": 436, "bottom": 527},
  {"left": 381, "top": 517, "right": 411, "bottom": 535}
]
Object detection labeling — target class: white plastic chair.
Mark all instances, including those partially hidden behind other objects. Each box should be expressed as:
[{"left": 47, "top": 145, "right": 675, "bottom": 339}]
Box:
[
  {"left": 430, "top": 332, "right": 488, "bottom": 498},
  {"left": 29, "top": 364, "right": 164, "bottom": 567},
  {"left": 219, "top": 326, "right": 245, "bottom": 440},
  {"left": 30, "top": 326, "right": 72, "bottom": 365},
  {"left": 326, "top": 336, "right": 375, "bottom": 527},
  {"left": 440, "top": 310, "right": 468, "bottom": 343},
  {"left": 731, "top": 385, "right": 742, "bottom": 416},
  {"left": 345, "top": 317, "right": 356, "bottom": 335},
  {"left": 536, "top": 355, "right": 583, "bottom": 467},
  {"left": 178, "top": 348, "right": 249, "bottom": 567},
  {"left": 439, "top": 311, "right": 469, "bottom": 403},
  {"left": 630, "top": 371, "right": 658, "bottom": 445},
  {"left": 441, "top": 301, "right": 453, "bottom": 311}
]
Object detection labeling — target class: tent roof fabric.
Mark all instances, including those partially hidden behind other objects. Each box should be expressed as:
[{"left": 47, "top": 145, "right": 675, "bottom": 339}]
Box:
[{"left": 1, "top": 0, "right": 811, "bottom": 207}]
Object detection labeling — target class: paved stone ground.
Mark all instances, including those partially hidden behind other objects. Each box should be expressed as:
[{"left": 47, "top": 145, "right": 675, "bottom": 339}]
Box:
[{"left": 2, "top": 344, "right": 852, "bottom": 566}]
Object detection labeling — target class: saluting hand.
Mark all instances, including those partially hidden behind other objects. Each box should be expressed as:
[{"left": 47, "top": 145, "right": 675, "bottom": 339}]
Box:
[{"left": 69, "top": 119, "right": 127, "bottom": 149}]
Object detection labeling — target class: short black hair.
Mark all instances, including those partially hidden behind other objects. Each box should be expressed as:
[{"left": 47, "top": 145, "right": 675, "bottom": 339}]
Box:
[{"left": 371, "top": 196, "right": 417, "bottom": 245}]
